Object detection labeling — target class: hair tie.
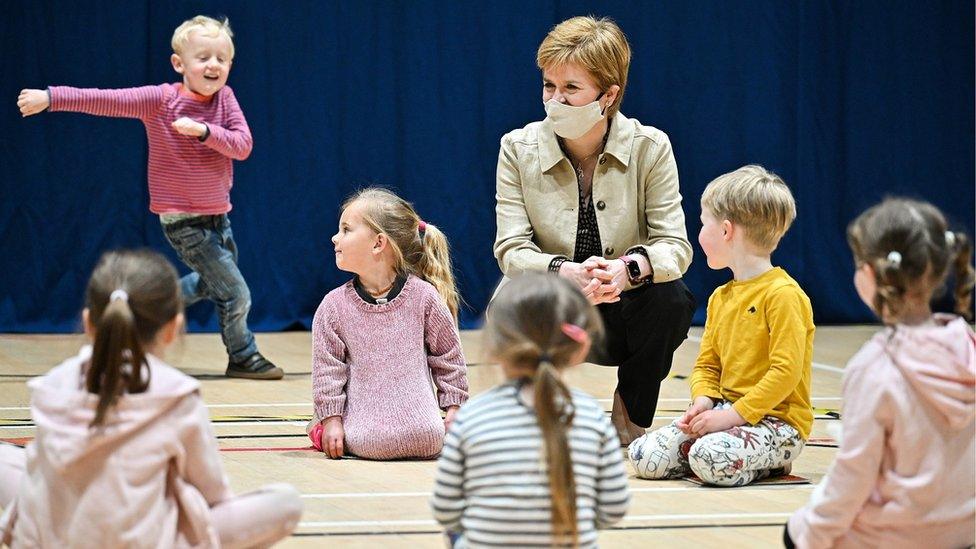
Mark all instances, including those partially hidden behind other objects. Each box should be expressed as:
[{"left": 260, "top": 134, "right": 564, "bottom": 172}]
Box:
[
  {"left": 560, "top": 323, "right": 588, "bottom": 344},
  {"left": 109, "top": 289, "right": 129, "bottom": 303},
  {"left": 418, "top": 220, "right": 427, "bottom": 233},
  {"left": 886, "top": 251, "right": 902, "bottom": 268},
  {"left": 946, "top": 231, "right": 956, "bottom": 248},
  {"left": 538, "top": 353, "right": 553, "bottom": 365}
]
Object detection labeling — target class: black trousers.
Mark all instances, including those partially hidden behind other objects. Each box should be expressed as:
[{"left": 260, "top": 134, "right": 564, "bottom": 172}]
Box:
[{"left": 596, "top": 279, "right": 696, "bottom": 427}]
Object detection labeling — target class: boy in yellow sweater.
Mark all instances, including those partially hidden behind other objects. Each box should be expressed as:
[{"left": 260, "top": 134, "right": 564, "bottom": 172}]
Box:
[{"left": 628, "top": 165, "right": 814, "bottom": 486}]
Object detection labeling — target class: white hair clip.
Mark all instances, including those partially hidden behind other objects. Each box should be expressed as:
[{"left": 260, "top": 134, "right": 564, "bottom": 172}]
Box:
[
  {"left": 109, "top": 289, "right": 129, "bottom": 303},
  {"left": 945, "top": 231, "right": 956, "bottom": 248},
  {"left": 886, "top": 251, "right": 902, "bottom": 267}
]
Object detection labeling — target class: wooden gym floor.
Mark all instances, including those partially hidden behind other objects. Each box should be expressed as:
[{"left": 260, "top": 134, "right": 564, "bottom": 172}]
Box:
[{"left": 0, "top": 326, "right": 875, "bottom": 547}]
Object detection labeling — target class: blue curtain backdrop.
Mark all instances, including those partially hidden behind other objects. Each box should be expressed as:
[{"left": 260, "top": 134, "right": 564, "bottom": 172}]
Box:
[{"left": 1, "top": 1, "right": 973, "bottom": 332}]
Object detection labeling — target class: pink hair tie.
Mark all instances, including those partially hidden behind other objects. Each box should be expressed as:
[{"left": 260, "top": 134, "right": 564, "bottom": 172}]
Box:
[
  {"left": 418, "top": 220, "right": 427, "bottom": 233},
  {"left": 561, "top": 323, "right": 588, "bottom": 344}
]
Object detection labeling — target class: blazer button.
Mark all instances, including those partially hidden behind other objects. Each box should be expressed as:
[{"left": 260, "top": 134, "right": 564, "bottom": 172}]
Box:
[
  {"left": 596, "top": 200, "right": 606, "bottom": 210},
  {"left": 599, "top": 157, "right": 607, "bottom": 165},
  {"left": 605, "top": 246, "right": 614, "bottom": 256}
]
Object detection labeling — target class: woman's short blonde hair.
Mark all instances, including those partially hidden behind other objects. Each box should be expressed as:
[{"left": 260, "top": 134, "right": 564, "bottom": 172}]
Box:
[
  {"left": 701, "top": 165, "right": 797, "bottom": 253},
  {"left": 171, "top": 15, "right": 235, "bottom": 59},
  {"left": 536, "top": 16, "right": 631, "bottom": 117}
]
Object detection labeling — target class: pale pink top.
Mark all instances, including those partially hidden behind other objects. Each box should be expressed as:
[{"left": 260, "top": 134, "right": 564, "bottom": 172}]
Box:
[
  {"left": 1, "top": 347, "right": 232, "bottom": 548},
  {"left": 788, "top": 315, "right": 975, "bottom": 548}
]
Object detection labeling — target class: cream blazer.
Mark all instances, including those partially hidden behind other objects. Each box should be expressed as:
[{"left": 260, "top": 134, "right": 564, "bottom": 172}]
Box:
[{"left": 493, "top": 112, "right": 692, "bottom": 286}]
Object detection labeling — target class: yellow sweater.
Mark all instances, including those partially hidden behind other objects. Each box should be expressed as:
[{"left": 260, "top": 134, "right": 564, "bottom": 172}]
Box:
[{"left": 690, "top": 267, "right": 815, "bottom": 439}]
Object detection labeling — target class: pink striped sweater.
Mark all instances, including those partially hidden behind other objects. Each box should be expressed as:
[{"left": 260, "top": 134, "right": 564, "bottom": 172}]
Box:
[
  {"left": 311, "top": 275, "right": 469, "bottom": 460},
  {"left": 49, "top": 83, "right": 252, "bottom": 215}
]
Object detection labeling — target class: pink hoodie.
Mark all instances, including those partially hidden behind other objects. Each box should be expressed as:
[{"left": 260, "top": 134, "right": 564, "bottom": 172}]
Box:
[
  {"left": 1, "top": 347, "right": 232, "bottom": 548},
  {"left": 789, "top": 314, "right": 976, "bottom": 548}
]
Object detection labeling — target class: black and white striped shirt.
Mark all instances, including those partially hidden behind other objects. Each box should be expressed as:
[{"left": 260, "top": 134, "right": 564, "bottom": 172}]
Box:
[{"left": 431, "top": 381, "right": 630, "bottom": 547}]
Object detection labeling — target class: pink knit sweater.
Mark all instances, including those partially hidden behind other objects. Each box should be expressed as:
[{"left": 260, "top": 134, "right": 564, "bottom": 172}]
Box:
[
  {"left": 311, "top": 275, "right": 468, "bottom": 460},
  {"left": 48, "top": 83, "right": 252, "bottom": 215}
]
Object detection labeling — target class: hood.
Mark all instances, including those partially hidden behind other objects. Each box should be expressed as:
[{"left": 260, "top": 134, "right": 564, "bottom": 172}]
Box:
[
  {"left": 886, "top": 314, "right": 976, "bottom": 430},
  {"left": 27, "top": 346, "right": 200, "bottom": 471}
]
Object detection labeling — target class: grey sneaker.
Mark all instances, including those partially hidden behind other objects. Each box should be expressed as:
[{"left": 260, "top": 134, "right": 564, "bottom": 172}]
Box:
[{"left": 226, "top": 352, "right": 284, "bottom": 380}]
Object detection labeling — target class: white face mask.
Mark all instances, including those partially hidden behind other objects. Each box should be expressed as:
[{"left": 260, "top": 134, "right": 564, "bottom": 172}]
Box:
[{"left": 544, "top": 95, "right": 608, "bottom": 139}]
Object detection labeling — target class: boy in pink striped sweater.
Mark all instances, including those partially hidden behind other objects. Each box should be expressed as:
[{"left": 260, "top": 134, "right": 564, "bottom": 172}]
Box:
[{"left": 16, "top": 16, "right": 281, "bottom": 380}]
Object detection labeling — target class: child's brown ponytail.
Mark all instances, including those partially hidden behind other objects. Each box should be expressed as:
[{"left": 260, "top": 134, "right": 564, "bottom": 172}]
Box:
[{"left": 84, "top": 250, "right": 182, "bottom": 428}]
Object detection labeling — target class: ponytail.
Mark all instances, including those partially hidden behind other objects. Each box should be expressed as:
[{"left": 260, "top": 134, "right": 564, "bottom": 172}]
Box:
[
  {"left": 417, "top": 223, "right": 460, "bottom": 322},
  {"left": 87, "top": 294, "right": 150, "bottom": 428},
  {"left": 83, "top": 250, "right": 181, "bottom": 428},
  {"left": 950, "top": 231, "right": 975, "bottom": 321},
  {"left": 484, "top": 274, "right": 604, "bottom": 547},
  {"left": 343, "top": 188, "right": 461, "bottom": 322},
  {"left": 534, "top": 356, "right": 578, "bottom": 546}
]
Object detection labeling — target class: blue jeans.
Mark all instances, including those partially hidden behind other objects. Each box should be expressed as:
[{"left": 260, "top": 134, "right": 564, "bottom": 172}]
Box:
[{"left": 161, "top": 214, "right": 257, "bottom": 362}]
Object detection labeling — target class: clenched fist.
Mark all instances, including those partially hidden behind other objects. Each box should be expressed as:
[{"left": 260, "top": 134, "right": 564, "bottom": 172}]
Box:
[
  {"left": 17, "top": 89, "right": 49, "bottom": 117},
  {"left": 171, "top": 117, "right": 208, "bottom": 138}
]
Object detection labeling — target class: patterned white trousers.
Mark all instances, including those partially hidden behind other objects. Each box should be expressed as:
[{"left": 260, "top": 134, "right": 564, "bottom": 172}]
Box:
[{"left": 628, "top": 401, "right": 805, "bottom": 486}]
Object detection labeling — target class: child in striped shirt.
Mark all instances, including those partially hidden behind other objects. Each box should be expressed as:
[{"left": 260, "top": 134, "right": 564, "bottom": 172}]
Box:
[
  {"left": 432, "top": 274, "right": 629, "bottom": 548},
  {"left": 16, "top": 16, "right": 281, "bottom": 380}
]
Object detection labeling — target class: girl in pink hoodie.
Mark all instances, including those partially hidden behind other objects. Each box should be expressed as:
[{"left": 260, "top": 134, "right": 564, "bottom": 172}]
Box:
[
  {"left": 787, "top": 198, "right": 975, "bottom": 549},
  {"left": 0, "top": 250, "right": 303, "bottom": 548}
]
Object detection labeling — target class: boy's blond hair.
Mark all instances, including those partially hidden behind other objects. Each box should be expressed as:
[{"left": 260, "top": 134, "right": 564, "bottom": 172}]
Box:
[
  {"left": 171, "top": 16, "right": 235, "bottom": 59},
  {"left": 536, "top": 16, "right": 631, "bottom": 117},
  {"left": 701, "top": 165, "right": 796, "bottom": 253}
]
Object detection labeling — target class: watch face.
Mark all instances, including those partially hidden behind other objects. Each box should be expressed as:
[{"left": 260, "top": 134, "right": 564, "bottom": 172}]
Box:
[{"left": 626, "top": 260, "right": 642, "bottom": 280}]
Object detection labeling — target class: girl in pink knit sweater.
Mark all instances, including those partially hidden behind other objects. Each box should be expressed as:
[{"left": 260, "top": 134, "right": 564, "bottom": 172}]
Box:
[
  {"left": 308, "top": 188, "right": 469, "bottom": 460},
  {"left": 786, "top": 198, "right": 975, "bottom": 549},
  {"left": 0, "top": 249, "right": 302, "bottom": 548}
]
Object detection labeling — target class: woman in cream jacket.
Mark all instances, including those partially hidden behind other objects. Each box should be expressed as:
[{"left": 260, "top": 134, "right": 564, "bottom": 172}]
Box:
[{"left": 494, "top": 16, "right": 696, "bottom": 444}]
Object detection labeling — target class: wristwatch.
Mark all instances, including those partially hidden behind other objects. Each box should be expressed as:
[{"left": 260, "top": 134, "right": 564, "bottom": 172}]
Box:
[{"left": 620, "top": 256, "right": 643, "bottom": 284}]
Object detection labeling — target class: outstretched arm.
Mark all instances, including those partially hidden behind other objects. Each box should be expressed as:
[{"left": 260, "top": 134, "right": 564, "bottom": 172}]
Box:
[{"left": 19, "top": 85, "right": 166, "bottom": 119}]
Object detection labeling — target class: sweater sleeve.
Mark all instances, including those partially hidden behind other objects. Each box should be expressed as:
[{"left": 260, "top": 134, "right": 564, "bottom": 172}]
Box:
[
  {"left": 690, "top": 293, "right": 723, "bottom": 401},
  {"left": 48, "top": 84, "right": 166, "bottom": 119},
  {"left": 200, "top": 87, "right": 252, "bottom": 160},
  {"left": 732, "top": 286, "right": 812, "bottom": 424},
  {"left": 311, "top": 297, "right": 349, "bottom": 420},
  {"left": 788, "top": 357, "right": 890, "bottom": 549},
  {"left": 178, "top": 393, "right": 233, "bottom": 505},
  {"left": 425, "top": 293, "right": 469, "bottom": 409},
  {"left": 493, "top": 133, "right": 564, "bottom": 275},
  {"left": 595, "top": 412, "right": 630, "bottom": 528},
  {"left": 431, "top": 414, "right": 466, "bottom": 530},
  {"left": 629, "top": 133, "right": 693, "bottom": 282}
]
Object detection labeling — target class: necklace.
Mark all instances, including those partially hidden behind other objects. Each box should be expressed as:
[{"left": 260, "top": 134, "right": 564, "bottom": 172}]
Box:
[
  {"left": 563, "top": 127, "right": 611, "bottom": 186},
  {"left": 365, "top": 279, "right": 395, "bottom": 297},
  {"left": 572, "top": 144, "right": 603, "bottom": 183}
]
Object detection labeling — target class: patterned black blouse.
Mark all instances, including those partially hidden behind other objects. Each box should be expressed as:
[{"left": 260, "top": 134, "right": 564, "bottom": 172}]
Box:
[{"left": 573, "top": 189, "right": 603, "bottom": 263}]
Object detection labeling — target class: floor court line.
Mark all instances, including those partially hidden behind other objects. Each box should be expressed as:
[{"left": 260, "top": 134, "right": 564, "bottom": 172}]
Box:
[
  {"left": 299, "top": 485, "right": 814, "bottom": 499},
  {"left": 0, "top": 397, "right": 842, "bottom": 412},
  {"left": 292, "top": 521, "right": 786, "bottom": 537},
  {"left": 1, "top": 412, "right": 846, "bottom": 431},
  {"left": 297, "top": 512, "right": 794, "bottom": 529}
]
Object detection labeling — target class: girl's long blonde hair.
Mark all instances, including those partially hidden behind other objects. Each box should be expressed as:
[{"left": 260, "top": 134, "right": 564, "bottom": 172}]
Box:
[
  {"left": 484, "top": 273, "right": 604, "bottom": 546},
  {"left": 344, "top": 188, "right": 460, "bottom": 321}
]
